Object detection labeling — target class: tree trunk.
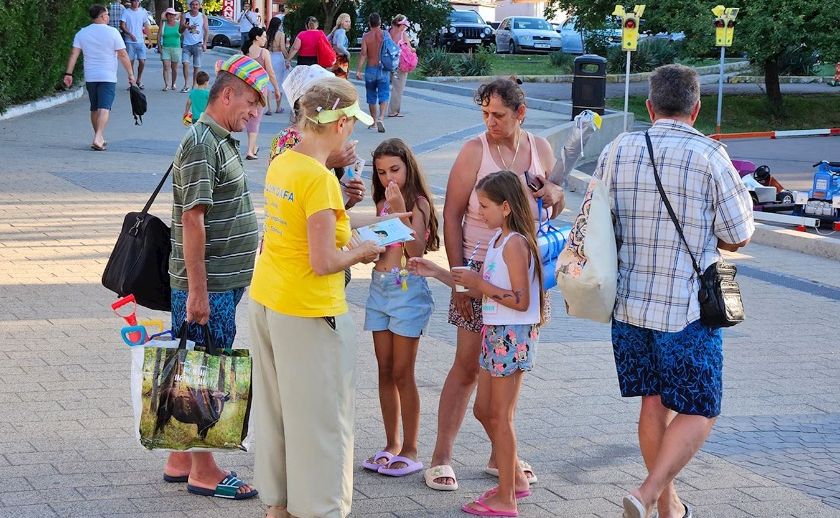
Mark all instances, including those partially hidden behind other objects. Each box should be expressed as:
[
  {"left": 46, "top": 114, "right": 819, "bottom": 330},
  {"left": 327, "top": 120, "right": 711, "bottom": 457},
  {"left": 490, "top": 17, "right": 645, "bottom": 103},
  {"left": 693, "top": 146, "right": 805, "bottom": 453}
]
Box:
[
  {"left": 764, "top": 57, "right": 783, "bottom": 115},
  {"left": 150, "top": 348, "right": 164, "bottom": 413},
  {"left": 217, "top": 356, "right": 226, "bottom": 392},
  {"left": 322, "top": 0, "right": 341, "bottom": 32},
  {"left": 154, "top": 0, "right": 169, "bottom": 26}
]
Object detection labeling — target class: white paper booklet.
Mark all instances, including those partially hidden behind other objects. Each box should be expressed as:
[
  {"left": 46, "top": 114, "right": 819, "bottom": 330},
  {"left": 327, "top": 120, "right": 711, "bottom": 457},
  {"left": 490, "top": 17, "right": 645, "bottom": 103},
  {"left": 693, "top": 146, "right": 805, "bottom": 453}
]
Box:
[{"left": 353, "top": 218, "right": 415, "bottom": 247}]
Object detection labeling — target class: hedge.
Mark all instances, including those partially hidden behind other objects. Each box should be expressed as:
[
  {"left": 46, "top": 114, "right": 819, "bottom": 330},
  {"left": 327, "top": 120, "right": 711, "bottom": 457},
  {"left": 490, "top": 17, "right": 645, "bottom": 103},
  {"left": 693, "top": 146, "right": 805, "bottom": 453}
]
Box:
[{"left": 0, "top": 0, "right": 90, "bottom": 113}]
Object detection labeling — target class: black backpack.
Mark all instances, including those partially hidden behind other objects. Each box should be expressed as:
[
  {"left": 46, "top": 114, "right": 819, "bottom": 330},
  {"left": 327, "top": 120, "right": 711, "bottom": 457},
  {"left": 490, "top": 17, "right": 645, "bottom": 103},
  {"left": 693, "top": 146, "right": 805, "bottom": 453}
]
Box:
[
  {"left": 102, "top": 164, "right": 172, "bottom": 311},
  {"left": 129, "top": 85, "right": 147, "bottom": 125}
]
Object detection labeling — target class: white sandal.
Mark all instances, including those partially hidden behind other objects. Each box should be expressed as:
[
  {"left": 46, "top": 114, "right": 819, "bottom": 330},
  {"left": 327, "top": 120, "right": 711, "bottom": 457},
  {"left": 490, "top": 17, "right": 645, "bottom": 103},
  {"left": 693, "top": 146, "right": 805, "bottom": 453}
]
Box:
[{"left": 424, "top": 464, "right": 458, "bottom": 491}]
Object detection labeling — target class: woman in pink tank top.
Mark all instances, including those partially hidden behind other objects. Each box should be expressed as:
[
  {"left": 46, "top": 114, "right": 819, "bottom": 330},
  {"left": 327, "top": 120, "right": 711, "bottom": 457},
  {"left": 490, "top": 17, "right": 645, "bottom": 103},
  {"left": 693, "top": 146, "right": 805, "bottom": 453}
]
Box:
[{"left": 423, "top": 78, "right": 565, "bottom": 492}]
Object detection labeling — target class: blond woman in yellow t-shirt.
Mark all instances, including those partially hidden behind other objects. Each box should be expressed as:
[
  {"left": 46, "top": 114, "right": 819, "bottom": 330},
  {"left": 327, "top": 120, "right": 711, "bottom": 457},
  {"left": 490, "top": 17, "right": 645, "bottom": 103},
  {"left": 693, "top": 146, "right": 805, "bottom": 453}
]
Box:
[{"left": 249, "top": 77, "right": 383, "bottom": 518}]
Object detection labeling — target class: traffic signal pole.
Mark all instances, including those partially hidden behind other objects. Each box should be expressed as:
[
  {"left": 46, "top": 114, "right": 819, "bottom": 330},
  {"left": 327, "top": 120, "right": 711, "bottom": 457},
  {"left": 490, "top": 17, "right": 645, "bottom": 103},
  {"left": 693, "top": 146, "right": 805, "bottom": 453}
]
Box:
[
  {"left": 712, "top": 5, "right": 738, "bottom": 134},
  {"left": 624, "top": 51, "right": 632, "bottom": 132},
  {"left": 716, "top": 46, "right": 725, "bottom": 134},
  {"left": 613, "top": 4, "right": 644, "bottom": 133}
]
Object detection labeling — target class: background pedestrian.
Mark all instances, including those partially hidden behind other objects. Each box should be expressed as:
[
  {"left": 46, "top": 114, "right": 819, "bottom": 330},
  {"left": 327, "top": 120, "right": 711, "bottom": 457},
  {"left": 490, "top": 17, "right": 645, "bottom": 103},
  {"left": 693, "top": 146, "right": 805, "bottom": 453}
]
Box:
[
  {"left": 119, "top": 0, "right": 149, "bottom": 88},
  {"left": 241, "top": 27, "right": 282, "bottom": 159},
  {"left": 387, "top": 14, "right": 413, "bottom": 118},
  {"left": 265, "top": 17, "right": 288, "bottom": 114},
  {"left": 63, "top": 3, "right": 136, "bottom": 151},
  {"left": 158, "top": 8, "right": 181, "bottom": 91}
]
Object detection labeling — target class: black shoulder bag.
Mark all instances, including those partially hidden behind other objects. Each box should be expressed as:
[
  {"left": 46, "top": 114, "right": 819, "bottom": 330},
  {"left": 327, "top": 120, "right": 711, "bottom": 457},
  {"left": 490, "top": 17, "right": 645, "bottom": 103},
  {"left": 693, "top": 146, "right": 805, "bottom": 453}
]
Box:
[
  {"left": 102, "top": 165, "right": 173, "bottom": 311},
  {"left": 644, "top": 132, "right": 744, "bottom": 329}
]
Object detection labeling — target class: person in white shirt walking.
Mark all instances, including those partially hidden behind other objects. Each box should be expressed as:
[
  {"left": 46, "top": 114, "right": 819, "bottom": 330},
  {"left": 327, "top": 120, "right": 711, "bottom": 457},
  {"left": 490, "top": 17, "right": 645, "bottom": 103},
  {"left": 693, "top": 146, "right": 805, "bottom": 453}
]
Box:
[
  {"left": 119, "top": 0, "right": 149, "bottom": 88},
  {"left": 238, "top": 3, "right": 259, "bottom": 43},
  {"left": 593, "top": 64, "right": 754, "bottom": 518},
  {"left": 179, "top": 0, "right": 209, "bottom": 92},
  {"left": 63, "top": 4, "right": 136, "bottom": 151}
]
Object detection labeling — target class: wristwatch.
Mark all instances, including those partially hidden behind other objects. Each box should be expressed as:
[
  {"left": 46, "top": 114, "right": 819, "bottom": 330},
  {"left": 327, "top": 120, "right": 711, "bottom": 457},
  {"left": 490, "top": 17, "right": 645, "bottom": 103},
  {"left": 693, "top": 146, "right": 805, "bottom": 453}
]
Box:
[{"left": 64, "top": 72, "right": 73, "bottom": 76}]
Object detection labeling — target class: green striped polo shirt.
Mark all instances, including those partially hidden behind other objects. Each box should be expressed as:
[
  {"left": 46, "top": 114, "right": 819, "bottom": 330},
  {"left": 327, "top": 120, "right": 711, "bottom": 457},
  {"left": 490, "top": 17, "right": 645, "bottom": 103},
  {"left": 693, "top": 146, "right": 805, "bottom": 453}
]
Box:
[{"left": 169, "top": 113, "right": 259, "bottom": 292}]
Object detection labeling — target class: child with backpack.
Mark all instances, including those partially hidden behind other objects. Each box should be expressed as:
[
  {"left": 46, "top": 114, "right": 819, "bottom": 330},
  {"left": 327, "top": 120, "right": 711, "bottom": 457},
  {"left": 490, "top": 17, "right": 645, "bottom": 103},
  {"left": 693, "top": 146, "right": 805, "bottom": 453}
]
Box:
[
  {"left": 362, "top": 138, "right": 439, "bottom": 478},
  {"left": 410, "top": 170, "right": 544, "bottom": 517}
]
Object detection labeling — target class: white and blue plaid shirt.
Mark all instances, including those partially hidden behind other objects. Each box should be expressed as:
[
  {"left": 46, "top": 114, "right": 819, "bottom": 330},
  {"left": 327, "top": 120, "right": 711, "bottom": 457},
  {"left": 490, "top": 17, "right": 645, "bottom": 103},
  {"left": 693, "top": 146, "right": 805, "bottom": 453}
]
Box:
[{"left": 594, "top": 119, "right": 754, "bottom": 332}]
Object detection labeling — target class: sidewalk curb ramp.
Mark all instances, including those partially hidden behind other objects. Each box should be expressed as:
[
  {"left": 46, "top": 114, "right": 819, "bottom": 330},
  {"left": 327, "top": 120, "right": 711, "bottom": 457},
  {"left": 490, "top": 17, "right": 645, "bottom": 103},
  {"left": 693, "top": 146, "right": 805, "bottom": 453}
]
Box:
[
  {"left": 566, "top": 169, "right": 840, "bottom": 262},
  {"left": 0, "top": 87, "right": 85, "bottom": 121}
]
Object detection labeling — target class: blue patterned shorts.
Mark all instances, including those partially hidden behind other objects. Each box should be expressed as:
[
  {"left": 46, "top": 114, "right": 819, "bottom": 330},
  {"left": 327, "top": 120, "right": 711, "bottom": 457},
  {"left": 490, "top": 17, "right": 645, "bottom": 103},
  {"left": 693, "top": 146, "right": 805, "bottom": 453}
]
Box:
[
  {"left": 612, "top": 319, "right": 723, "bottom": 418},
  {"left": 480, "top": 324, "right": 539, "bottom": 377},
  {"left": 171, "top": 288, "right": 245, "bottom": 352}
]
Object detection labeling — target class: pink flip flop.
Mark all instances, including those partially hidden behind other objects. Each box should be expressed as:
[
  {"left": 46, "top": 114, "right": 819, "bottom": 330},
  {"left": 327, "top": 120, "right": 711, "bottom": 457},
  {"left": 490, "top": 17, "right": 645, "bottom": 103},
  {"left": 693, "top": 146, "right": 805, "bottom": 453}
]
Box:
[
  {"left": 362, "top": 451, "right": 394, "bottom": 471},
  {"left": 461, "top": 499, "right": 518, "bottom": 517},
  {"left": 480, "top": 487, "right": 531, "bottom": 500},
  {"left": 378, "top": 456, "right": 424, "bottom": 477}
]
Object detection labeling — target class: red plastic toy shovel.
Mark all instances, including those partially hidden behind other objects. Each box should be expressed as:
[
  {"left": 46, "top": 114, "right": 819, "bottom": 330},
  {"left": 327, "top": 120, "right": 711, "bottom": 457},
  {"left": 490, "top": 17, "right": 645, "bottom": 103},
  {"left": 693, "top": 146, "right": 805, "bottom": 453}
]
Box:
[{"left": 111, "top": 294, "right": 141, "bottom": 343}]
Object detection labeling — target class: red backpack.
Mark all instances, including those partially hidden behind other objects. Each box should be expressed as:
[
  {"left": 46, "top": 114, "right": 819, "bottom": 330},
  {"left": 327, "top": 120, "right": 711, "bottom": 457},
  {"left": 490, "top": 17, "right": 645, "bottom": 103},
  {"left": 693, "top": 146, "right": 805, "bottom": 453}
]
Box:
[{"left": 316, "top": 32, "right": 337, "bottom": 69}]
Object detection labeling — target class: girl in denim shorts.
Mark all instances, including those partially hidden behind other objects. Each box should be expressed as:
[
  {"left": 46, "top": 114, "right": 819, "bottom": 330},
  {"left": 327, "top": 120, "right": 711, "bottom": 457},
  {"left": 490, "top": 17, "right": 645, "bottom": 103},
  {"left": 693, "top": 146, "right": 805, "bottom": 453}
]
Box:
[
  {"left": 362, "top": 139, "right": 440, "bottom": 477},
  {"left": 410, "top": 171, "right": 544, "bottom": 517}
]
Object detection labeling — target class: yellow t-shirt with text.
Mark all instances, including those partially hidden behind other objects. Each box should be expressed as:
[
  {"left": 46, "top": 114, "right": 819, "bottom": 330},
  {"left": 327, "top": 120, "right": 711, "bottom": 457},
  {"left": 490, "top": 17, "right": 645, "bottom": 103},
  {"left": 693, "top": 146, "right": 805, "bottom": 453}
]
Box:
[{"left": 250, "top": 150, "right": 351, "bottom": 317}]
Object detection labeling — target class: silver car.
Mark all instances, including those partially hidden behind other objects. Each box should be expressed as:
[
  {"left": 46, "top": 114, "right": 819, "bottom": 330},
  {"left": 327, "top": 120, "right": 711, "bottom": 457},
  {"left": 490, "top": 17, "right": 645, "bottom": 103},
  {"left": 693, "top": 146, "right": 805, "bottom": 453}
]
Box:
[
  {"left": 559, "top": 16, "right": 622, "bottom": 54},
  {"left": 495, "top": 17, "right": 561, "bottom": 54},
  {"left": 207, "top": 15, "right": 241, "bottom": 48}
]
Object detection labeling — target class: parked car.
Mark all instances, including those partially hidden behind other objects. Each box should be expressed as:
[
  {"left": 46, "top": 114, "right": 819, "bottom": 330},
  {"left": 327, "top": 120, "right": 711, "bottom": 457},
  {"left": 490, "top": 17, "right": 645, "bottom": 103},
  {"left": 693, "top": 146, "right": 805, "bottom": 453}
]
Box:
[
  {"left": 558, "top": 16, "right": 621, "bottom": 54},
  {"left": 207, "top": 15, "right": 241, "bottom": 48},
  {"left": 144, "top": 13, "right": 159, "bottom": 48},
  {"left": 435, "top": 9, "right": 494, "bottom": 50},
  {"left": 495, "top": 17, "right": 561, "bottom": 54}
]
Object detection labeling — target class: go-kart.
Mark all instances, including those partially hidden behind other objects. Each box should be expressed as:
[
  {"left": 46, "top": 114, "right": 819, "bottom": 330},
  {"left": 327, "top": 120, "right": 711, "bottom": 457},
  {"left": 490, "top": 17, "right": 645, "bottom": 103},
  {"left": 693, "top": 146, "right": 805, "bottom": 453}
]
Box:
[
  {"left": 795, "top": 160, "right": 840, "bottom": 222},
  {"left": 732, "top": 160, "right": 795, "bottom": 211}
]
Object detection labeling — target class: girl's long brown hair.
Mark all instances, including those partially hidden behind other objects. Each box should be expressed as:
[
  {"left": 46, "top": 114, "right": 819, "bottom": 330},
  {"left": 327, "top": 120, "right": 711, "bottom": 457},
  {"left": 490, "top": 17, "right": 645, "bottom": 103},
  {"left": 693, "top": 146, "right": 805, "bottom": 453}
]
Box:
[
  {"left": 371, "top": 138, "right": 440, "bottom": 253},
  {"left": 475, "top": 170, "right": 545, "bottom": 322}
]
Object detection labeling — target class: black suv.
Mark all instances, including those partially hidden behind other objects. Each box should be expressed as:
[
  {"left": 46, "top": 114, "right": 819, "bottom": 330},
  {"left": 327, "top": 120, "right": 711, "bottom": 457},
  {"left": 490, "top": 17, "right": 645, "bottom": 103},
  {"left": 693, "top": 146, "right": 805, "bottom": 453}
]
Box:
[{"left": 435, "top": 10, "right": 494, "bottom": 50}]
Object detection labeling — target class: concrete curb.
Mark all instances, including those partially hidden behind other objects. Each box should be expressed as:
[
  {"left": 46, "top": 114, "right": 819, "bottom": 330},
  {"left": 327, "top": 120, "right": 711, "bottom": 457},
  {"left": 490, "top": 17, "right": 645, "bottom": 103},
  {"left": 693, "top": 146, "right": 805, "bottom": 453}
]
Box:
[
  {"left": 565, "top": 169, "right": 840, "bottom": 261},
  {"left": 425, "top": 60, "right": 751, "bottom": 84},
  {"left": 405, "top": 78, "right": 610, "bottom": 116},
  {"left": 728, "top": 75, "right": 838, "bottom": 84},
  {"left": 0, "top": 87, "right": 85, "bottom": 121}
]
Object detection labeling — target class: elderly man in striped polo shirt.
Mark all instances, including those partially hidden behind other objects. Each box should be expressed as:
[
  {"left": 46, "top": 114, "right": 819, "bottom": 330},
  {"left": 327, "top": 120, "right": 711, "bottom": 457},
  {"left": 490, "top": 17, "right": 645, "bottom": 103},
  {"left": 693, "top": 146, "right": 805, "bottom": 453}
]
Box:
[
  {"left": 162, "top": 55, "right": 268, "bottom": 501},
  {"left": 594, "top": 64, "right": 754, "bottom": 518}
]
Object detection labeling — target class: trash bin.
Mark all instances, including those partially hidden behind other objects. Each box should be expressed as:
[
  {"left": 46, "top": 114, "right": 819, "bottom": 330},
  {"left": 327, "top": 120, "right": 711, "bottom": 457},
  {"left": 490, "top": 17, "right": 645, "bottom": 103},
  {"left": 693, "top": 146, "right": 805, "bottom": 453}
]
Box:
[{"left": 571, "top": 55, "right": 607, "bottom": 119}]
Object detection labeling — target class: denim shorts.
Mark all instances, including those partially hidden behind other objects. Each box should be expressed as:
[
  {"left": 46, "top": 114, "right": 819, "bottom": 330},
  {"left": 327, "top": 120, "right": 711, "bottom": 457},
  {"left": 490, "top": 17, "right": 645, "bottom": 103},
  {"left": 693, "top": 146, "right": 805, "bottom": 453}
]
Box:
[
  {"left": 612, "top": 319, "right": 724, "bottom": 418},
  {"left": 171, "top": 287, "right": 245, "bottom": 351},
  {"left": 480, "top": 324, "right": 539, "bottom": 377},
  {"left": 364, "top": 65, "right": 391, "bottom": 105},
  {"left": 125, "top": 41, "right": 147, "bottom": 60},
  {"left": 364, "top": 269, "right": 433, "bottom": 338},
  {"left": 182, "top": 43, "right": 202, "bottom": 67},
  {"left": 86, "top": 81, "right": 116, "bottom": 111}
]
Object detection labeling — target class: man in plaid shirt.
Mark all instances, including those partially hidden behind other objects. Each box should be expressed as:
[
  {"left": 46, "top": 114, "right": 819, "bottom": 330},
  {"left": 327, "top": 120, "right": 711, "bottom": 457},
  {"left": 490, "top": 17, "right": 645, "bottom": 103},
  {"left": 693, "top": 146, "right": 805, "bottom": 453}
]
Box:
[
  {"left": 593, "top": 64, "right": 754, "bottom": 518},
  {"left": 107, "top": 0, "right": 125, "bottom": 37}
]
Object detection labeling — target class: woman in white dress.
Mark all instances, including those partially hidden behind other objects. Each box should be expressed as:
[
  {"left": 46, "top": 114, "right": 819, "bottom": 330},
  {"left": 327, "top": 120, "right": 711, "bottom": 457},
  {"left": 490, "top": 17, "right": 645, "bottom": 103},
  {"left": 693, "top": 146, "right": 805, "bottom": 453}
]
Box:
[{"left": 265, "top": 16, "right": 288, "bottom": 114}]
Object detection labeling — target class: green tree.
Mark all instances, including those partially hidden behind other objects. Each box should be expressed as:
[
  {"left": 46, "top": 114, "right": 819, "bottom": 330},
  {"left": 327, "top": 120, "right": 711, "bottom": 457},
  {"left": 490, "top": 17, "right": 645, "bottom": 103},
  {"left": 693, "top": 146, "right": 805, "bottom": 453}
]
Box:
[
  {"left": 545, "top": 0, "right": 840, "bottom": 113},
  {"left": 360, "top": 0, "right": 451, "bottom": 46},
  {"left": 284, "top": 0, "right": 358, "bottom": 40}
]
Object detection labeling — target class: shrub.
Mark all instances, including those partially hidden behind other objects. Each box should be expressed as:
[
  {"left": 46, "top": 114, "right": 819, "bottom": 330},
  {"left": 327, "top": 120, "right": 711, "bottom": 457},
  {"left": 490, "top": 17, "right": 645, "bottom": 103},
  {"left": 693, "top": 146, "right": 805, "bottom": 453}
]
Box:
[
  {"left": 583, "top": 31, "right": 612, "bottom": 58},
  {"left": 549, "top": 51, "right": 574, "bottom": 72},
  {"left": 419, "top": 48, "right": 457, "bottom": 77},
  {"left": 456, "top": 46, "right": 493, "bottom": 76},
  {"left": 0, "top": 0, "right": 89, "bottom": 113},
  {"left": 775, "top": 45, "right": 819, "bottom": 76},
  {"left": 606, "top": 37, "right": 678, "bottom": 74}
]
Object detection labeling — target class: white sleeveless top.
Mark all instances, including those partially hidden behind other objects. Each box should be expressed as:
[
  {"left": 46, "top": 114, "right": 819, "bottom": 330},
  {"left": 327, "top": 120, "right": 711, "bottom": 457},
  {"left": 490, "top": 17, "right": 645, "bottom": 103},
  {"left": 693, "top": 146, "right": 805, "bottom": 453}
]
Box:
[{"left": 480, "top": 230, "right": 540, "bottom": 325}]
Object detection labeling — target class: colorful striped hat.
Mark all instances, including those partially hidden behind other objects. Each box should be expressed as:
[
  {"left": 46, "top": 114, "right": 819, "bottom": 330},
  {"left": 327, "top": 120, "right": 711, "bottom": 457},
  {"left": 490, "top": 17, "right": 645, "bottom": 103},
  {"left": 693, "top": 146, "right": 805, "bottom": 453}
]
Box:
[{"left": 218, "top": 54, "right": 269, "bottom": 106}]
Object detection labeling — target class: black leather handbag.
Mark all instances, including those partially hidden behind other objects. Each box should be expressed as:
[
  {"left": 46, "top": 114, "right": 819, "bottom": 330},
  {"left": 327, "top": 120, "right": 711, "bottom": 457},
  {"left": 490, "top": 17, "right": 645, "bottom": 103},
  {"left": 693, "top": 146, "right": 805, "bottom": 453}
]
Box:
[
  {"left": 102, "top": 164, "right": 173, "bottom": 311},
  {"left": 644, "top": 133, "right": 744, "bottom": 329}
]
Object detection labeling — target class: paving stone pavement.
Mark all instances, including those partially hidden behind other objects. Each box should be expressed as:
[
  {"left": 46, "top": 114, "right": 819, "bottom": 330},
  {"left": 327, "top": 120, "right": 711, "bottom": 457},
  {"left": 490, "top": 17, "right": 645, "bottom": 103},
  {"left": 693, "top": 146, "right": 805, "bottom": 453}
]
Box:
[{"left": 1, "top": 59, "right": 839, "bottom": 517}]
